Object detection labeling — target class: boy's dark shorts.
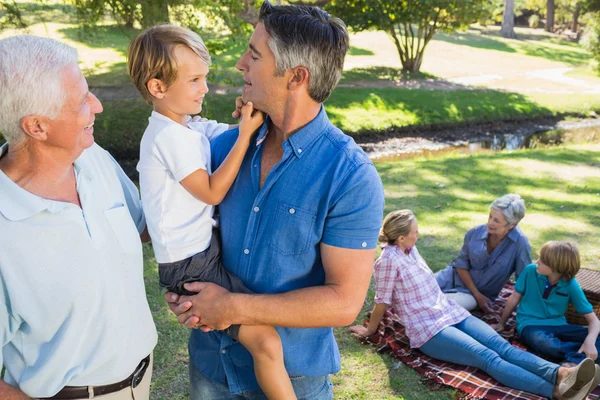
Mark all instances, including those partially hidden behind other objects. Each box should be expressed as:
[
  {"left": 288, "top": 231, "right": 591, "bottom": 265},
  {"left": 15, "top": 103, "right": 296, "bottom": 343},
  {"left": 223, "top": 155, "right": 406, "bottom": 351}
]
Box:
[{"left": 158, "top": 230, "right": 251, "bottom": 340}]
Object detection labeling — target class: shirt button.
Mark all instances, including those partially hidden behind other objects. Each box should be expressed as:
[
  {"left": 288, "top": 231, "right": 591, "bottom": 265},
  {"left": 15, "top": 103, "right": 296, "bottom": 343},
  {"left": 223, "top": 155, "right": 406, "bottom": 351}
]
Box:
[
  {"left": 244, "top": 249, "right": 250, "bottom": 254},
  {"left": 253, "top": 206, "right": 260, "bottom": 212},
  {"left": 289, "top": 208, "right": 295, "bottom": 214},
  {"left": 361, "top": 242, "right": 367, "bottom": 248},
  {"left": 298, "top": 148, "right": 303, "bottom": 153},
  {"left": 221, "top": 349, "right": 226, "bottom": 354}
]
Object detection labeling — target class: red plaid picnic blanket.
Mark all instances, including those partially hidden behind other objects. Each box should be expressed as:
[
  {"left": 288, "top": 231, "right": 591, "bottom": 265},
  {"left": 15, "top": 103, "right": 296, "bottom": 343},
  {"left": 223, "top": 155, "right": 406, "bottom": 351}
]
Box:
[{"left": 359, "top": 284, "right": 600, "bottom": 400}]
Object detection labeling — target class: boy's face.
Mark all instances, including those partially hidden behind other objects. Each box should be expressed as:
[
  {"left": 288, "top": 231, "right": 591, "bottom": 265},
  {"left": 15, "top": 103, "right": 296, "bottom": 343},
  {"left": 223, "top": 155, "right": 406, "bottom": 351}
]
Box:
[
  {"left": 536, "top": 259, "right": 554, "bottom": 277},
  {"left": 162, "top": 45, "right": 209, "bottom": 117}
]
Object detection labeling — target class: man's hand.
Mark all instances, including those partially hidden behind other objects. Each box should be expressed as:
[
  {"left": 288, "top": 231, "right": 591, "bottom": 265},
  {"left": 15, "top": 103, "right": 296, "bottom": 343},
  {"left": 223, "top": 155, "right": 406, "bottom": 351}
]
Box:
[
  {"left": 475, "top": 292, "right": 493, "bottom": 313},
  {"left": 490, "top": 322, "right": 506, "bottom": 333},
  {"left": 579, "top": 340, "right": 598, "bottom": 361},
  {"left": 171, "top": 282, "right": 235, "bottom": 330}
]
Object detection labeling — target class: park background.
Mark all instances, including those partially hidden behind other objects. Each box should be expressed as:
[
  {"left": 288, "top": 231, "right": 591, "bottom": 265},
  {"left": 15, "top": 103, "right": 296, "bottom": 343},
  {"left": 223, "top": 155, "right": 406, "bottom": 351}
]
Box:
[{"left": 1, "top": 0, "right": 600, "bottom": 398}]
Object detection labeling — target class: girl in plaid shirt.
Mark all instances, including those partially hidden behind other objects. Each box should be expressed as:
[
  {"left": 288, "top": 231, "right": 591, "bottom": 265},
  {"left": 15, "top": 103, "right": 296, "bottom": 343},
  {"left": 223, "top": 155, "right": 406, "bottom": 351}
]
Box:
[{"left": 350, "top": 210, "right": 596, "bottom": 399}]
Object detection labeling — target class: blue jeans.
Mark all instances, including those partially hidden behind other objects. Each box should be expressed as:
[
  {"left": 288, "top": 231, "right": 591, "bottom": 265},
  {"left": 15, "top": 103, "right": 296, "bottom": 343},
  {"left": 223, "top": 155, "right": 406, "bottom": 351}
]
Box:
[
  {"left": 520, "top": 324, "right": 600, "bottom": 365},
  {"left": 189, "top": 360, "right": 334, "bottom": 400},
  {"left": 419, "top": 316, "right": 558, "bottom": 399}
]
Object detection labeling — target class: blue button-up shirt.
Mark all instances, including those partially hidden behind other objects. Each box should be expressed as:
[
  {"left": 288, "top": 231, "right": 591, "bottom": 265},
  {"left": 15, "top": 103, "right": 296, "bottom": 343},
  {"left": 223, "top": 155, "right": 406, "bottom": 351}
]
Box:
[
  {"left": 436, "top": 224, "right": 531, "bottom": 300},
  {"left": 189, "top": 107, "right": 384, "bottom": 394}
]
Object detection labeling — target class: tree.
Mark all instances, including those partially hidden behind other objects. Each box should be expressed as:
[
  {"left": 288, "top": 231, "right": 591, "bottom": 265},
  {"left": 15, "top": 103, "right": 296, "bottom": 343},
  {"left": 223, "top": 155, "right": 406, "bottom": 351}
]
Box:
[
  {"left": 327, "top": 0, "right": 488, "bottom": 73},
  {"left": 546, "top": 0, "right": 555, "bottom": 31},
  {"left": 0, "top": 0, "right": 26, "bottom": 31},
  {"left": 500, "top": 0, "right": 517, "bottom": 38}
]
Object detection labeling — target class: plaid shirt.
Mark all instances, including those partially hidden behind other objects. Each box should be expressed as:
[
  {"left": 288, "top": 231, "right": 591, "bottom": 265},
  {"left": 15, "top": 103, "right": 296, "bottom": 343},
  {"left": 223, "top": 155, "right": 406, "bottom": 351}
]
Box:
[{"left": 374, "top": 245, "right": 470, "bottom": 348}]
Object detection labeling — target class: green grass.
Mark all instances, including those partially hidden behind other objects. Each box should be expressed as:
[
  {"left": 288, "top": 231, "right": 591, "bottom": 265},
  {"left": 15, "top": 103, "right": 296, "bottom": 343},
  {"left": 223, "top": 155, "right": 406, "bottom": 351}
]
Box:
[{"left": 146, "top": 143, "right": 600, "bottom": 399}]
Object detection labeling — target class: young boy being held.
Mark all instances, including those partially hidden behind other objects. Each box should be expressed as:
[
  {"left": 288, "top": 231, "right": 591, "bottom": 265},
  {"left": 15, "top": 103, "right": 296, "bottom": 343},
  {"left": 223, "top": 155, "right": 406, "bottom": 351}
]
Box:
[
  {"left": 128, "top": 25, "right": 296, "bottom": 399},
  {"left": 493, "top": 241, "right": 600, "bottom": 392}
]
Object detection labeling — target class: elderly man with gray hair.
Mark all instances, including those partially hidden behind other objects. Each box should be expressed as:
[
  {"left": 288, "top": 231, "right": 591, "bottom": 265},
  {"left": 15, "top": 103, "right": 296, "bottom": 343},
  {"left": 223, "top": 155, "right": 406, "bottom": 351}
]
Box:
[
  {"left": 0, "top": 35, "right": 156, "bottom": 399},
  {"left": 436, "top": 194, "right": 532, "bottom": 313}
]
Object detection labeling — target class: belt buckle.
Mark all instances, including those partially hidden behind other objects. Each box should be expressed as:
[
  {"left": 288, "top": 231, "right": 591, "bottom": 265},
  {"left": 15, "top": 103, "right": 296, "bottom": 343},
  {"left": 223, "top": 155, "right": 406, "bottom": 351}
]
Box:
[{"left": 131, "top": 358, "right": 148, "bottom": 388}]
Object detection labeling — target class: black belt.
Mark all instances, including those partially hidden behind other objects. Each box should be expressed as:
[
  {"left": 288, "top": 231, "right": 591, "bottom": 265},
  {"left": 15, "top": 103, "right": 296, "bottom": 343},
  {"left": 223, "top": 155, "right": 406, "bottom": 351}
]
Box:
[{"left": 41, "top": 355, "right": 150, "bottom": 400}]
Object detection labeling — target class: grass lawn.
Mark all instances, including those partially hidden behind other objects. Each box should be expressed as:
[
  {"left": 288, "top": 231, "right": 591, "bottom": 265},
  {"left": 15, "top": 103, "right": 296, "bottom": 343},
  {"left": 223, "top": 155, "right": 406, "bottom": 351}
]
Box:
[{"left": 145, "top": 142, "right": 600, "bottom": 399}]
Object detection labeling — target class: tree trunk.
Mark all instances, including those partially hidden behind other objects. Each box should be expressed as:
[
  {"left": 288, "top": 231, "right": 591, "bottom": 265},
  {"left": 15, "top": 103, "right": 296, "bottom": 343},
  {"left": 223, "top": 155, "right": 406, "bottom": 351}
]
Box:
[
  {"left": 141, "top": 0, "right": 169, "bottom": 28},
  {"left": 500, "top": 0, "right": 517, "bottom": 39},
  {"left": 572, "top": 2, "right": 581, "bottom": 33},
  {"left": 546, "top": 0, "right": 555, "bottom": 32}
]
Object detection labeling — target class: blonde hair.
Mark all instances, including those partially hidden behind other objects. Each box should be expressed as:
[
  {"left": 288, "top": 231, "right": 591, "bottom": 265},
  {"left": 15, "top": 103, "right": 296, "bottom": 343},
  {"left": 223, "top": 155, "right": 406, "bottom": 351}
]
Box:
[
  {"left": 127, "top": 24, "right": 211, "bottom": 104},
  {"left": 539, "top": 241, "right": 580, "bottom": 281},
  {"left": 378, "top": 210, "right": 416, "bottom": 245}
]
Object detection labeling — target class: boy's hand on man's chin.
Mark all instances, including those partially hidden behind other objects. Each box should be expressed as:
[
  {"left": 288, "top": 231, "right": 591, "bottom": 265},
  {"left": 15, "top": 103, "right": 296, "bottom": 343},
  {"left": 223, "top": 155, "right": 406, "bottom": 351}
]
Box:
[{"left": 232, "top": 96, "right": 264, "bottom": 119}]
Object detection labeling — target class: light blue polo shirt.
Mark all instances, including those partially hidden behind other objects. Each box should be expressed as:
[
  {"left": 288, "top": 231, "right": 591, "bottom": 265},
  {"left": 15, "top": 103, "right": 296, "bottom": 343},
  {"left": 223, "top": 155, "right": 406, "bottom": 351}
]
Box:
[
  {"left": 189, "top": 106, "right": 385, "bottom": 394},
  {"left": 0, "top": 143, "right": 157, "bottom": 397},
  {"left": 515, "top": 264, "right": 593, "bottom": 335}
]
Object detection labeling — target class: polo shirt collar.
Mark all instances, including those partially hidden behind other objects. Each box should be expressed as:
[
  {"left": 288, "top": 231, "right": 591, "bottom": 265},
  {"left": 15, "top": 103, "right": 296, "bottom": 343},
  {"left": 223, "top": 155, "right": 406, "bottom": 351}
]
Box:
[
  {"left": 255, "top": 105, "right": 331, "bottom": 158},
  {"left": 537, "top": 271, "right": 569, "bottom": 289},
  {"left": 0, "top": 143, "right": 88, "bottom": 221}
]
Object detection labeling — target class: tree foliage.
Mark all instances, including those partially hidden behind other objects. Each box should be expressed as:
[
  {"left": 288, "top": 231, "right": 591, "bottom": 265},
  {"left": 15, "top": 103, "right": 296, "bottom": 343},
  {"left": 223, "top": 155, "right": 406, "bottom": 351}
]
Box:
[
  {"left": 327, "top": 0, "right": 488, "bottom": 73},
  {"left": 0, "top": 0, "right": 26, "bottom": 31}
]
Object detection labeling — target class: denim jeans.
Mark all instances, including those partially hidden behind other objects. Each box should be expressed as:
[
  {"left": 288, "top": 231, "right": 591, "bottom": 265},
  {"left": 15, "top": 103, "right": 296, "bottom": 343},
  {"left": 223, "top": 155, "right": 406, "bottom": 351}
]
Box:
[
  {"left": 189, "top": 360, "right": 334, "bottom": 400},
  {"left": 419, "top": 316, "right": 558, "bottom": 398},
  {"left": 520, "top": 323, "right": 600, "bottom": 365}
]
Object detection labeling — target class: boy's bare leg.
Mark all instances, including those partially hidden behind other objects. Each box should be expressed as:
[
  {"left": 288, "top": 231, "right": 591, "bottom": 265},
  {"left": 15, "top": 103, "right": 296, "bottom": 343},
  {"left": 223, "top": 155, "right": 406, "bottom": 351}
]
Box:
[{"left": 238, "top": 325, "right": 297, "bottom": 400}]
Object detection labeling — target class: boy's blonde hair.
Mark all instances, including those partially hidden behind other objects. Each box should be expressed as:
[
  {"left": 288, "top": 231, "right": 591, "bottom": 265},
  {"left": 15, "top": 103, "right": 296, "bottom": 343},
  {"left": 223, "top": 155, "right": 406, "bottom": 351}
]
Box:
[
  {"left": 539, "top": 241, "right": 581, "bottom": 281},
  {"left": 127, "top": 24, "right": 211, "bottom": 104},
  {"left": 379, "top": 210, "right": 416, "bottom": 245}
]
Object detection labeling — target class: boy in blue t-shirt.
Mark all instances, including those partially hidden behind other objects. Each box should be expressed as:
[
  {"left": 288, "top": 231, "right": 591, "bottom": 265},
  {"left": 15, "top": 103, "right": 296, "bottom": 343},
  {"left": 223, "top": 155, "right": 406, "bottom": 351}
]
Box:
[{"left": 493, "top": 241, "right": 600, "bottom": 393}]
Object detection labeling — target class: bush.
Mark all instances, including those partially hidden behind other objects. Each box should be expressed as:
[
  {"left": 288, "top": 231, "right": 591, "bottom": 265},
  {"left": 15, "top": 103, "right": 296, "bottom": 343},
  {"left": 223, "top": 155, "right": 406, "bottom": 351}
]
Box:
[
  {"left": 528, "top": 14, "right": 540, "bottom": 29},
  {"left": 582, "top": 14, "right": 600, "bottom": 75}
]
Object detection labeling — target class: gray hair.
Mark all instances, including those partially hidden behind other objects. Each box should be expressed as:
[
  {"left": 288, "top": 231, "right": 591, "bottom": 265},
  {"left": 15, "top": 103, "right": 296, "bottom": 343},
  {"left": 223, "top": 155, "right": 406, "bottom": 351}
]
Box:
[
  {"left": 490, "top": 193, "right": 526, "bottom": 226},
  {"left": 258, "top": 1, "right": 349, "bottom": 103},
  {"left": 0, "top": 35, "right": 78, "bottom": 145}
]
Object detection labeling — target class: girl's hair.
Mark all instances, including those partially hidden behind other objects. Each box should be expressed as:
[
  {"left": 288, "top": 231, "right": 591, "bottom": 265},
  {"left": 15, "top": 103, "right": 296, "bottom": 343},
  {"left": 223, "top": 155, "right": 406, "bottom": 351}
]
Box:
[
  {"left": 539, "top": 241, "right": 580, "bottom": 281},
  {"left": 378, "top": 210, "right": 416, "bottom": 245}
]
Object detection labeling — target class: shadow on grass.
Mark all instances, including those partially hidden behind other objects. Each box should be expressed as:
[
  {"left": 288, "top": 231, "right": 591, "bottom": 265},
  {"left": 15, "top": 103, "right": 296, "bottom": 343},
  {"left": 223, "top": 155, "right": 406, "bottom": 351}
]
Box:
[
  {"left": 340, "top": 67, "right": 437, "bottom": 83},
  {"left": 326, "top": 87, "right": 551, "bottom": 134},
  {"left": 434, "top": 31, "right": 591, "bottom": 66},
  {"left": 349, "top": 46, "right": 375, "bottom": 56}
]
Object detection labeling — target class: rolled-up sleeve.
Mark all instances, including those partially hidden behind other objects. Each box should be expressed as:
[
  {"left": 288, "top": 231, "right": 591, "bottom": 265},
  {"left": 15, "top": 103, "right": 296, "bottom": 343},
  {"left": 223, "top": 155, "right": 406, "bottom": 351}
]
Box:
[
  {"left": 322, "top": 163, "right": 384, "bottom": 250},
  {"left": 373, "top": 255, "right": 398, "bottom": 305},
  {"left": 452, "top": 229, "right": 473, "bottom": 270},
  {"left": 570, "top": 280, "right": 594, "bottom": 315}
]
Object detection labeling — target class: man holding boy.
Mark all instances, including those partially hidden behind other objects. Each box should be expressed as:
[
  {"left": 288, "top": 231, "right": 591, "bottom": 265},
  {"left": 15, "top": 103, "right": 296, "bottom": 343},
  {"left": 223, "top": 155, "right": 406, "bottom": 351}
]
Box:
[
  {"left": 167, "top": 1, "right": 385, "bottom": 398},
  {"left": 0, "top": 36, "right": 157, "bottom": 399}
]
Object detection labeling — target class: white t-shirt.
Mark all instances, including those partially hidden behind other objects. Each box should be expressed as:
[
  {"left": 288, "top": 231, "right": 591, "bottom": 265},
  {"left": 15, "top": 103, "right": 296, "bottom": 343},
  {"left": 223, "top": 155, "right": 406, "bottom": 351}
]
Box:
[{"left": 137, "top": 111, "right": 229, "bottom": 263}]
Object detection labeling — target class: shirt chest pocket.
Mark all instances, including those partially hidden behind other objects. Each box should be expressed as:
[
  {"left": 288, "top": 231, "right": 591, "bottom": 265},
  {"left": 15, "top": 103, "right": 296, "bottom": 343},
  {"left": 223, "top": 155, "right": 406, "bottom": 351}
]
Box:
[
  {"left": 268, "top": 202, "right": 317, "bottom": 255},
  {"left": 104, "top": 204, "right": 142, "bottom": 255}
]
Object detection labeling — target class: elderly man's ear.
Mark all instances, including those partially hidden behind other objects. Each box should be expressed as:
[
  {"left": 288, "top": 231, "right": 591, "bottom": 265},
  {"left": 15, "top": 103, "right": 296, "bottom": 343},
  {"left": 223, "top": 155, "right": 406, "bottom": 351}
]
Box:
[
  {"left": 147, "top": 78, "right": 167, "bottom": 99},
  {"left": 21, "top": 115, "right": 50, "bottom": 141},
  {"left": 288, "top": 66, "right": 309, "bottom": 91}
]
